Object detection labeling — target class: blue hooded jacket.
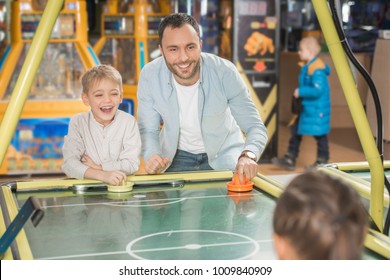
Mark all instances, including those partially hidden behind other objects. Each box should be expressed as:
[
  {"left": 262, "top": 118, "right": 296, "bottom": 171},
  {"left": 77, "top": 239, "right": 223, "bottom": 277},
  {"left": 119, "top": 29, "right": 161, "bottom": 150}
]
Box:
[{"left": 297, "top": 57, "right": 331, "bottom": 136}]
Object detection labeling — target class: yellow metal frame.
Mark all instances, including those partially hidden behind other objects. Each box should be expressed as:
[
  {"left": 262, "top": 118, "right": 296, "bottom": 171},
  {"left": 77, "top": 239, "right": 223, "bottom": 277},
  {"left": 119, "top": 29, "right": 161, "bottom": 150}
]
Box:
[
  {"left": 317, "top": 166, "right": 389, "bottom": 211},
  {"left": 253, "top": 173, "right": 285, "bottom": 198},
  {"left": 311, "top": 0, "right": 385, "bottom": 232},
  {"left": 253, "top": 172, "right": 390, "bottom": 259},
  {"left": 317, "top": 165, "right": 390, "bottom": 257},
  {"left": 2, "top": 169, "right": 233, "bottom": 259},
  {"left": 0, "top": 0, "right": 97, "bottom": 100},
  {"left": 365, "top": 229, "right": 390, "bottom": 259},
  {"left": 0, "top": 192, "right": 13, "bottom": 259},
  {"left": 14, "top": 170, "right": 234, "bottom": 191},
  {"left": 0, "top": 0, "right": 99, "bottom": 175},
  {"left": 2, "top": 169, "right": 389, "bottom": 259},
  {"left": 0, "top": 0, "right": 387, "bottom": 260},
  {"left": 0, "top": 185, "right": 34, "bottom": 259},
  {"left": 0, "top": 0, "right": 66, "bottom": 169},
  {"left": 328, "top": 160, "right": 390, "bottom": 172}
]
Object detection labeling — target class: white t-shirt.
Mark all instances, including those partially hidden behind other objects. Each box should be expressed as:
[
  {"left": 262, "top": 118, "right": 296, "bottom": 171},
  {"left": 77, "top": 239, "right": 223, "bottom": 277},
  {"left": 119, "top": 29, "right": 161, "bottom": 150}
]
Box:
[{"left": 174, "top": 79, "right": 206, "bottom": 154}]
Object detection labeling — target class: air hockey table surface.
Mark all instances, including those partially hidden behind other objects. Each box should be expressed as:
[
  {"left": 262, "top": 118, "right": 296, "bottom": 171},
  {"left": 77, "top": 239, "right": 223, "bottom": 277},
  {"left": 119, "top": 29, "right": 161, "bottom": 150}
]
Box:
[{"left": 0, "top": 170, "right": 388, "bottom": 260}]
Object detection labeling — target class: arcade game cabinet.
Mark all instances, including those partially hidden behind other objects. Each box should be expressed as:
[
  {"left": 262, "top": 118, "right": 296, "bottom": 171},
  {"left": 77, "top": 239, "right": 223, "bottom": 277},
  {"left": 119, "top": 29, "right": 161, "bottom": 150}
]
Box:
[
  {"left": 93, "top": 0, "right": 173, "bottom": 116},
  {"left": 233, "top": 0, "right": 280, "bottom": 161},
  {"left": 0, "top": 1, "right": 7, "bottom": 60},
  {"left": 0, "top": 0, "right": 99, "bottom": 175}
]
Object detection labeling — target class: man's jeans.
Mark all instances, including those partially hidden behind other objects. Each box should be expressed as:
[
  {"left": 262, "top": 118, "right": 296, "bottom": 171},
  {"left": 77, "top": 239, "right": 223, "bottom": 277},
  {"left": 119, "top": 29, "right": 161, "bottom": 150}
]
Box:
[{"left": 166, "top": 150, "right": 213, "bottom": 172}]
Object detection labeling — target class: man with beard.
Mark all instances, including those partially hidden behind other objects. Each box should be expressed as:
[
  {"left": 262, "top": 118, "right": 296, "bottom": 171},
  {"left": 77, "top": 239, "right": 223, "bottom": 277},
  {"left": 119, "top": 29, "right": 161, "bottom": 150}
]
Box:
[{"left": 137, "top": 13, "right": 267, "bottom": 184}]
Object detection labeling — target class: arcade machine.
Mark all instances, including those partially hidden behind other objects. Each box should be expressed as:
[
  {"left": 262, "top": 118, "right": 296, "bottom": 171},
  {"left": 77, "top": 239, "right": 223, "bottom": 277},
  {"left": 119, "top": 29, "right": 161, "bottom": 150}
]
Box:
[
  {"left": 93, "top": 0, "right": 173, "bottom": 116},
  {"left": 0, "top": 1, "right": 7, "bottom": 60},
  {"left": 232, "top": 0, "right": 280, "bottom": 161},
  {"left": 177, "top": 0, "right": 220, "bottom": 55},
  {"left": 0, "top": 0, "right": 99, "bottom": 175},
  {"left": 218, "top": 0, "right": 233, "bottom": 60}
]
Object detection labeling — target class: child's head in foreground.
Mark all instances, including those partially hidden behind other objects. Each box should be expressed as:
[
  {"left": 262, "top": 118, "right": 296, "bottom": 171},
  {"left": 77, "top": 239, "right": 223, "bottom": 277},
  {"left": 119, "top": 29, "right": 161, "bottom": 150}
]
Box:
[
  {"left": 81, "top": 64, "right": 123, "bottom": 126},
  {"left": 298, "top": 36, "right": 322, "bottom": 61},
  {"left": 273, "top": 170, "right": 368, "bottom": 260}
]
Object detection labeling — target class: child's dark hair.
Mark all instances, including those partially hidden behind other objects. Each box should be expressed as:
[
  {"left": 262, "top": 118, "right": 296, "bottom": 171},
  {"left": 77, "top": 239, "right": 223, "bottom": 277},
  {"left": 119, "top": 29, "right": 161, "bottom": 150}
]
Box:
[
  {"left": 273, "top": 170, "right": 368, "bottom": 259},
  {"left": 158, "top": 13, "right": 200, "bottom": 45}
]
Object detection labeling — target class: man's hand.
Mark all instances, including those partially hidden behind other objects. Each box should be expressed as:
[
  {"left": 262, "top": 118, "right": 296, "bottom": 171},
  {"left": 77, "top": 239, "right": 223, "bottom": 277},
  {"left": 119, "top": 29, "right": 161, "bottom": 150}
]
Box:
[
  {"left": 235, "top": 157, "right": 259, "bottom": 185},
  {"left": 244, "top": 32, "right": 275, "bottom": 56},
  {"left": 144, "top": 154, "right": 170, "bottom": 174}
]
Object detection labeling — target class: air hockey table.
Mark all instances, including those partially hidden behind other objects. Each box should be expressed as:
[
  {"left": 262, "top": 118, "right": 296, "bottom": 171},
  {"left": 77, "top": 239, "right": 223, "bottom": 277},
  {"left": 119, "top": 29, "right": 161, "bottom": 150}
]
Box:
[
  {"left": 0, "top": 170, "right": 389, "bottom": 260},
  {"left": 318, "top": 161, "right": 390, "bottom": 234}
]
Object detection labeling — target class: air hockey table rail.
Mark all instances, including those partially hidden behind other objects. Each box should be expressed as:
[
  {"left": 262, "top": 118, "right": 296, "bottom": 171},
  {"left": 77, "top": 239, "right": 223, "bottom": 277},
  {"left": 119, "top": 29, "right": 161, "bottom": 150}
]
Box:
[{"left": 1, "top": 170, "right": 389, "bottom": 260}]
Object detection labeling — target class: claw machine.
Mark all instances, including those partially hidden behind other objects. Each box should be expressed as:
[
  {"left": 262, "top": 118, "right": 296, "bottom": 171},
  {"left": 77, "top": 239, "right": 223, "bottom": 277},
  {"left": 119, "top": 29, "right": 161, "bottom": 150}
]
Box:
[
  {"left": 0, "top": 0, "right": 99, "bottom": 175},
  {"left": 93, "top": 0, "right": 174, "bottom": 116},
  {"left": 233, "top": 0, "right": 280, "bottom": 161}
]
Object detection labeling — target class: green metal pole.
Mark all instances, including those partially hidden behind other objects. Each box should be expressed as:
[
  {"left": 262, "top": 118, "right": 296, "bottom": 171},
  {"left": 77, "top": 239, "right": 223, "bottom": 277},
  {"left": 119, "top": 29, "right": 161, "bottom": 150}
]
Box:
[
  {"left": 311, "top": 0, "right": 384, "bottom": 231},
  {"left": 0, "top": 0, "right": 64, "bottom": 167}
]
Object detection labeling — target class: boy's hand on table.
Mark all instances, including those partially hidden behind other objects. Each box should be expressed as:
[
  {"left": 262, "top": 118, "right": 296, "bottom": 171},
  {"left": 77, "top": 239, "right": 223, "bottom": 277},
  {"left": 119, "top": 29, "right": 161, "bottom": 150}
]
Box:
[{"left": 102, "top": 170, "right": 128, "bottom": 186}]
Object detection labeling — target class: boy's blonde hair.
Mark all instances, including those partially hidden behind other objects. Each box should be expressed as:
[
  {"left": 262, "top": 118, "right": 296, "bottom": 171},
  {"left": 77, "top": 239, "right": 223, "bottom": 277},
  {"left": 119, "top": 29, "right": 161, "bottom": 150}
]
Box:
[
  {"left": 300, "top": 36, "right": 321, "bottom": 56},
  {"left": 81, "top": 64, "right": 122, "bottom": 94}
]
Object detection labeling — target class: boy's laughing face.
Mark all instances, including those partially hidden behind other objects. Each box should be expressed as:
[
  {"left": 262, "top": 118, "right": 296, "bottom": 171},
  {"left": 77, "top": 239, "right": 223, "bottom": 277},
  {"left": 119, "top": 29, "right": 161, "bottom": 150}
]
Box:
[{"left": 82, "top": 78, "right": 122, "bottom": 126}]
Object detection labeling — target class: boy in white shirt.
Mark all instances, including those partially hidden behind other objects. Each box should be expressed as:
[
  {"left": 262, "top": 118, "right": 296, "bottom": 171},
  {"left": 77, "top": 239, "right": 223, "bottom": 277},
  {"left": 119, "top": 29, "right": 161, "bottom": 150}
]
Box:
[{"left": 62, "top": 65, "right": 141, "bottom": 185}]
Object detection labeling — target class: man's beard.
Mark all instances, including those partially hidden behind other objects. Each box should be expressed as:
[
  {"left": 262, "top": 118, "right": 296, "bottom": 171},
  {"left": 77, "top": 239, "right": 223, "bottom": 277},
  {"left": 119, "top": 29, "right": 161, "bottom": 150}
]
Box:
[{"left": 166, "top": 59, "right": 200, "bottom": 83}]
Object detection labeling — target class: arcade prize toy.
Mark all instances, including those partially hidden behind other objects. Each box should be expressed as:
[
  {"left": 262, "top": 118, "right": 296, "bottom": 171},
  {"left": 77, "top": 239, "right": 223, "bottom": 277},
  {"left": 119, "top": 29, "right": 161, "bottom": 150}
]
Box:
[{"left": 0, "top": 0, "right": 99, "bottom": 175}]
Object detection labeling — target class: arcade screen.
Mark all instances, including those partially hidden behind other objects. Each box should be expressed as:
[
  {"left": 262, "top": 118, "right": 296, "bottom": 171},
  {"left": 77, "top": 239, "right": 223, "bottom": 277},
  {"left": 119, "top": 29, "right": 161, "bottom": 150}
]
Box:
[
  {"left": 104, "top": 15, "right": 134, "bottom": 36},
  {"left": 21, "top": 13, "right": 75, "bottom": 39}
]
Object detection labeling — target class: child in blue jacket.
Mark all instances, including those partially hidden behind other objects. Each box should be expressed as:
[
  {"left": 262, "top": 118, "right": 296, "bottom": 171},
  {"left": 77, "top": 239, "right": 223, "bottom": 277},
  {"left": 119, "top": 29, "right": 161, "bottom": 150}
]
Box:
[{"left": 272, "top": 36, "right": 331, "bottom": 170}]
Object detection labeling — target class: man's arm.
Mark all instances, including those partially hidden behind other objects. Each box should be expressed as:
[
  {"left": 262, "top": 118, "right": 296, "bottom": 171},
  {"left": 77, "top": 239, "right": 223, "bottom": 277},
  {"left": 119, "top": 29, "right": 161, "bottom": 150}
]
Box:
[
  {"left": 224, "top": 65, "right": 268, "bottom": 159},
  {"left": 137, "top": 67, "right": 164, "bottom": 161}
]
